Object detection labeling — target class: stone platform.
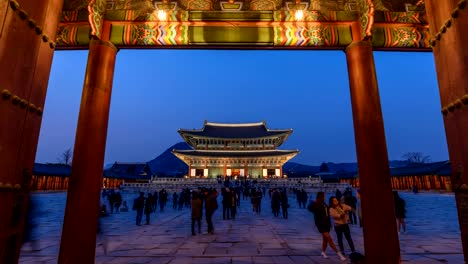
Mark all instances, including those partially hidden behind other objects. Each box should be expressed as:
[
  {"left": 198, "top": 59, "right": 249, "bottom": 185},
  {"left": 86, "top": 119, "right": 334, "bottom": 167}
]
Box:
[{"left": 19, "top": 191, "right": 463, "bottom": 263}]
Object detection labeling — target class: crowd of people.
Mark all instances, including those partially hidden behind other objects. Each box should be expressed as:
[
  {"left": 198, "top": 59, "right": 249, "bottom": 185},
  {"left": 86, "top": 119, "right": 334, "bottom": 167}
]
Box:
[{"left": 96, "top": 180, "right": 407, "bottom": 262}]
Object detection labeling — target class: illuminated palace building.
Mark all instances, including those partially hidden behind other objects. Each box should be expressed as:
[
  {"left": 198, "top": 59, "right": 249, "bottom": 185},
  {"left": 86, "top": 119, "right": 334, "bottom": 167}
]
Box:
[{"left": 172, "top": 121, "right": 299, "bottom": 178}]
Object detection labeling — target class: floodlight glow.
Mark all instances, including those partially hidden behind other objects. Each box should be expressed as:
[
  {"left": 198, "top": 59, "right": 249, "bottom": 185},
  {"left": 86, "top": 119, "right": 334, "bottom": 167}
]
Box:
[
  {"left": 295, "top": 10, "right": 304, "bottom": 21},
  {"left": 158, "top": 10, "right": 167, "bottom": 21}
]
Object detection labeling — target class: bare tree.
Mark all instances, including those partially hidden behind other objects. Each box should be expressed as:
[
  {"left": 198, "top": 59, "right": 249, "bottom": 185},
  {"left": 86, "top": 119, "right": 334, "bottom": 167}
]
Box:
[
  {"left": 402, "top": 152, "right": 431, "bottom": 164},
  {"left": 58, "top": 148, "right": 73, "bottom": 165}
]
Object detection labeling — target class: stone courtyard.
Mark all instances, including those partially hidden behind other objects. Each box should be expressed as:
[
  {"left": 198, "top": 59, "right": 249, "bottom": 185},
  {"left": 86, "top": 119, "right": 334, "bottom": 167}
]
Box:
[{"left": 19, "top": 191, "right": 463, "bottom": 264}]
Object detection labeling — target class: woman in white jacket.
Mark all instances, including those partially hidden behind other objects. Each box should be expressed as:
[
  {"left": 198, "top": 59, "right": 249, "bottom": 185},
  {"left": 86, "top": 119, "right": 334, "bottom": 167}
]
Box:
[{"left": 329, "top": 196, "right": 356, "bottom": 255}]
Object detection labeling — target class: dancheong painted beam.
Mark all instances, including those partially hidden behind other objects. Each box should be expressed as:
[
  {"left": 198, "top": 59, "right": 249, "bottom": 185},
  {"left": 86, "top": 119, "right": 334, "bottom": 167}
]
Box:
[{"left": 56, "top": 0, "right": 431, "bottom": 50}]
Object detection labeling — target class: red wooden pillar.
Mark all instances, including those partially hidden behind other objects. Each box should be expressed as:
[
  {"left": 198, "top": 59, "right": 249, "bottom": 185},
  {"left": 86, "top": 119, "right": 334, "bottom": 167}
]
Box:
[
  {"left": 346, "top": 40, "right": 400, "bottom": 263},
  {"left": 425, "top": 0, "right": 468, "bottom": 259},
  {"left": 58, "top": 39, "right": 117, "bottom": 264},
  {"left": 0, "top": 0, "right": 63, "bottom": 262}
]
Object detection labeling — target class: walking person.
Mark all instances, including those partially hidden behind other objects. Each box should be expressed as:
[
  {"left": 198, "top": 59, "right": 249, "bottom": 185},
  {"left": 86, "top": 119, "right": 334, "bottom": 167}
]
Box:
[
  {"left": 271, "top": 188, "right": 281, "bottom": 217},
  {"left": 280, "top": 189, "right": 289, "bottom": 219},
  {"left": 309, "top": 192, "right": 346, "bottom": 261},
  {"left": 144, "top": 193, "right": 153, "bottom": 225},
  {"left": 173, "top": 192, "right": 178, "bottom": 209},
  {"left": 393, "top": 191, "right": 407, "bottom": 234},
  {"left": 133, "top": 192, "right": 145, "bottom": 226},
  {"left": 205, "top": 188, "right": 218, "bottom": 234},
  {"left": 191, "top": 191, "right": 203, "bottom": 235},
  {"left": 114, "top": 191, "right": 122, "bottom": 213},
  {"left": 356, "top": 189, "right": 362, "bottom": 228},
  {"left": 344, "top": 192, "right": 358, "bottom": 225},
  {"left": 329, "top": 196, "right": 356, "bottom": 255},
  {"left": 222, "top": 187, "right": 232, "bottom": 220}
]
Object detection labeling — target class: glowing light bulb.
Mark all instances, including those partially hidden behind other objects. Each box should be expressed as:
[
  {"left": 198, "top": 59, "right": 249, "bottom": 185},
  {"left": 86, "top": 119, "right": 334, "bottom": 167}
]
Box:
[
  {"left": 158, "top": 10, "right": 167, "bottom": 21},
  {"left": 295, "top": 9, "right": 304, "bottom": 21}
]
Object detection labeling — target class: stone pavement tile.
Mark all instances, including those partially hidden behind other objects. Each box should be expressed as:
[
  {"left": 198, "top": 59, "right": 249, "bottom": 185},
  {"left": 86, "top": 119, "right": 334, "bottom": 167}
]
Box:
[
  {"left": 232, "top": 256, "right": 253, "bottom": 264},
  {"left": 289, "top": 255, "right": 320, "bottom": 264},
  {"left": 104, "top": 257, "right": 153, "bottom": 264},
  {"left": 271, "top": 256, "right": 295, "bottom": 264},
  {"left": 158, "top": 243, "right": 183, "bottom": 249},
  {"left": 167, "top": 257, "right": 194, "bottom": 264},
  {"left": 258, "top": 243, "right": 283, "bottom": 249},
  {"left": 252, "top": 256, "right": 275, "bottom": 264},
  {"left": 287, "top": 249, "right": 313, "bottom": 255},
  {"left": 19, "top": 256, "right": 57, "bottom": 263},
  {"left": 211, "top": 242, "right": 234, "bottom": 248},
  {"left": 145, "top": 248, "right": 175, "bottom": 255},
  {"left": 175, "top": 248, "right": 205, "bottom": 256},
  {"left": 110, "top": 249, "right": 149, "bottom": 257},
  {"left": 425, "top": 254, "right": 464, "bottom": 263},
  {"left": 228, "top": 247, "right": 259, "bottom": 256},
  {"left": 178, "top": 241, "right": 209, "bottom": 249},
  {"left": 287, "top": 243, "right": 313, "bottom": 250},
  {"left": 308, "top": 255, "right": 344, "bottom": 263},
  {"left": 95, "top": 256, "right": 117, "bottom": 264},
  {"left": 421, "top": 244, "right": 461, "bottom": 254},
  {"left": 400, "top": 245, "right": 427, "bottom": 254},
  {"left": 204, "top": 247, "right": 229, "bottom": 256},
  {"left": 146, "top": 257, "right": 174, "bottom": 264},
  {"left": 210, "top": 257, "right": 233, "bottom": 264},
  {"left": 257, "top": 249, "right": 288, "bottom": 255},
  {"left": 401, "top": 255, "right": 446, "bottom": 264}
]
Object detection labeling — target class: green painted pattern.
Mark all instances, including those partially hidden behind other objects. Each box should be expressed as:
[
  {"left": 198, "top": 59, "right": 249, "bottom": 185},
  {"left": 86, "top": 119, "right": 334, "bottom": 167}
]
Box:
[
  {"left": 372, "top": 26, "right": 430, "bottom": 48},
  {"left": 190, "top": 26, "right": 272, "bottom": 45},
  {"left": 189, "top": 11, "right": 273, "bottom": 21},
  {"left": 56, "top": 25, "right": 91, "bottom": 46}
]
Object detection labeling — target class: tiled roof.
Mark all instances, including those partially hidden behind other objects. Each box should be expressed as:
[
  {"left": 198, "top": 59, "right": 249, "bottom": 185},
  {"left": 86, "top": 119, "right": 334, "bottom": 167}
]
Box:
[
  {"left": 33, "top": 163, "right": 71, "bottom": 176},
  {"left": 103, "top": 162, "right": 152, "bottom": 180},
  {"left": 316, "top": 161, "right": 451, "bottom": 179},
  {"left": 172, "top": 149, "right": 298, "bottom": 158},
  {"left": 179, "top": 121, "right": 292, "bottom": 139},
  {"left": 390, "top": 161, "right": 451, "bottom": 177}
]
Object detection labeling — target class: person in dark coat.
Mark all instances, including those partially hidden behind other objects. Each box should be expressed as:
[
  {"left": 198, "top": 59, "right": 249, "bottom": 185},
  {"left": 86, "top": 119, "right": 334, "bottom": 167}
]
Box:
[
  {"left": 191, "top": 191, "right": 203, "bottom": 235},
  {"left": 114, "top": 192, "right": 122, "bottom": 213},
  {"left": 310, "top": 192, "right": 346, "bottom": 261},
  {"left": 173, "top": 192, "right": 179, "bottom": 209},
  {"left": 393, "top": 191, "right": 407, "bottom": 234},
  {"left": 222, "top": 187, "right": 232, "bottom": 220},
  {"left": 133, "top": 192, "right": 145, "bottom": 226},
  {"left": 144, "top": 193, "right": 153, "bottom": 224},
  {"left": 280, "top": 189, "right": 289, "bottom": 219},
  {"left": 205, "top": 189, "right": 218, "bottom": 234},
  {"left": 271, "top": 189, "right": 281, "bottom": 217}
]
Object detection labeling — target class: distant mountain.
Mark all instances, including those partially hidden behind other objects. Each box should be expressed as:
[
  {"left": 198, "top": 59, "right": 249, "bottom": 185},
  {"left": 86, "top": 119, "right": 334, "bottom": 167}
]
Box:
[
  {"left": 282, "top": 162, "right": 320, "bottom": 177},
  {"left": 148, "top": 142, "right": 411, "bottom": 177},
  {"left": 147, "top": 142, "right": 190, "bottom": 177}
]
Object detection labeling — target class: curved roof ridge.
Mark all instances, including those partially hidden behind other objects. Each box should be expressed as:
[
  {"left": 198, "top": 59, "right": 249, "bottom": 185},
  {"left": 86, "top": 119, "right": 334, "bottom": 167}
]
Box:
[
  {"left": 174, "top": 149, "right": 298, "bottom": 153},
  {"left": 205, "top": 121, "right": 265, "bottom": 127}
]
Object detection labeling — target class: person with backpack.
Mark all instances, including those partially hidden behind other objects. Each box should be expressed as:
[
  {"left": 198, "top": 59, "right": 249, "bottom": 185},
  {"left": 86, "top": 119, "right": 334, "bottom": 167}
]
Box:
[{"left": 309, "top": 192, "right": 346, "bottom": 261}]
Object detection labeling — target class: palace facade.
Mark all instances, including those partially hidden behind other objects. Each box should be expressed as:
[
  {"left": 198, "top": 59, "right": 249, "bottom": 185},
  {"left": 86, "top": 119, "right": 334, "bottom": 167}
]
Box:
[{"left": 173, "top": 121, "right": 299, "bottom": 178}]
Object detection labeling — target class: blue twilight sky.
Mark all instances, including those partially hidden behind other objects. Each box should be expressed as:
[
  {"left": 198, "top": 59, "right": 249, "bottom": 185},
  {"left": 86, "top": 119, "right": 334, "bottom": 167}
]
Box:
[{"left": 35, "top": 49, "right": 448, "bottom": 166}]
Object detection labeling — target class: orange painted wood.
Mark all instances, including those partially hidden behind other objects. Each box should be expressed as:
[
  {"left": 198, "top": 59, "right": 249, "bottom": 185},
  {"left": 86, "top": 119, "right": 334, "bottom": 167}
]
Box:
[
  {"left": 426, "top": 0, "right": 468, "bottom": 260},
  {"left": 346, "top": 40, "right": 401, "bottom": 264},
  {"left": 58, "top": 39, "right": 117, "bottom": 264},
  {"left": 0, "top": 0, "right": 63, "bottom": 262}
]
